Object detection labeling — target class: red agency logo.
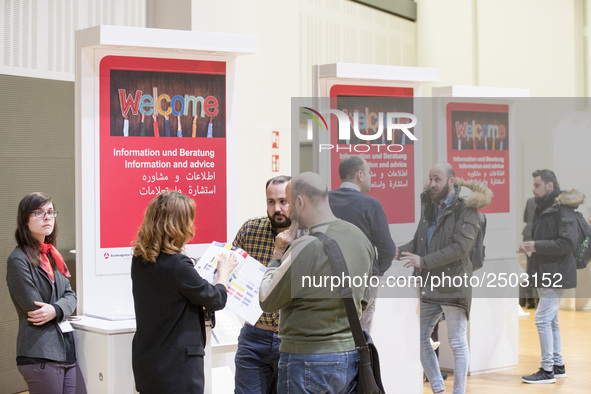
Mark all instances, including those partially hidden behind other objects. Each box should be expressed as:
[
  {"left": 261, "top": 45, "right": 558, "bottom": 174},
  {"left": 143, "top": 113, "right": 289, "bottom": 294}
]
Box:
[
  {"left": 302, "top": 107, "right": 417, "bottom": 153},
  {"left": 104, "top": 253, "right": 110, "bottom": 259}
]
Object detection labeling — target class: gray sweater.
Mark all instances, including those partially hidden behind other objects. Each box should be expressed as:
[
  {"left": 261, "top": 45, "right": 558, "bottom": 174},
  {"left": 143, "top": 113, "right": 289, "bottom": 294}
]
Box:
[{"left": 6, "top": 247, "right": 77, "bottom": 361}]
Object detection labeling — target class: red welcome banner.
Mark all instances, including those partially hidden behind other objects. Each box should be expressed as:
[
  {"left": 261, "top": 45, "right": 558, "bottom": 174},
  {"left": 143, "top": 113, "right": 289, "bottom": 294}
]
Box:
[
  {"left": 328, "top": 85, "right": 415, "bottom": 224},
  {"left": 99, "top": 56, "right": 227, "bottom": 248},
  {"left": 446, "top": 102, "right": 510, "bottom": 213}
]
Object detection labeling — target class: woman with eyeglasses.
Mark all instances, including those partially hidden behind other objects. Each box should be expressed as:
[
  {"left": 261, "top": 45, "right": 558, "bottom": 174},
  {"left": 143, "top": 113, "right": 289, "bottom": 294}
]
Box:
[
  {"left": 6, "top": 192, "right": 86, "bottom": 393},
  {"left": 131, "top": 190, "right": 238, "bottom": 394}
]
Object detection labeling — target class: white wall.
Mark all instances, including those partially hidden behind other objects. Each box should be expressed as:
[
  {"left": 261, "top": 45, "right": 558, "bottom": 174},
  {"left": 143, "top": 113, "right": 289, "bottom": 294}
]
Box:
[
  {"left": 477, "top": 0, "right": 582, "bottom": 97},
  {"left": 417, "top": 0, "right": 583, "bottom": 96},
  {"left": 190, "top": 0, "right": 417, "bottom": 229},
  {"left": 417, "top": 0, "right": 476, "bottom": 87}
]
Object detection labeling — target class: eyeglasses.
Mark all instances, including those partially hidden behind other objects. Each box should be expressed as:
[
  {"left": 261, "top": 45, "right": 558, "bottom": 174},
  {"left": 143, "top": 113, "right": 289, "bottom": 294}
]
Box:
[{"left": 31, "top": 210, "right": 59, "bottom": 218}]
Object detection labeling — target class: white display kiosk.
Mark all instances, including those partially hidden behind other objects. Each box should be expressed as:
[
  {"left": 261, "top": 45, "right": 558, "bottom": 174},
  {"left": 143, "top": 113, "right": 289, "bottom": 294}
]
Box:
[
  {"left": 74, "top": 25, "right": 255, "bottom": 394},
  {"left": 310, "top": 63, "right": 439, "bottom": 393},
  {"left": 432, "top": 85, "right": 529, "bottom": 375}
]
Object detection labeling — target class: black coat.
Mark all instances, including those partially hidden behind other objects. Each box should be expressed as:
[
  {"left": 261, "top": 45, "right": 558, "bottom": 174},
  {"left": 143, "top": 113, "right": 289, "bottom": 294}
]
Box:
[
  {"left": 131, "top": 253, "right": 228, "bottom": 394},
  {"left": 329, "top": 187, "right": 396, "bottom": 276},
  {"left": 6, "top": 247, "right": 77, "bottom": 360},
  {"left": 528, "top": 189, "right": 582, "bottom": 289}
]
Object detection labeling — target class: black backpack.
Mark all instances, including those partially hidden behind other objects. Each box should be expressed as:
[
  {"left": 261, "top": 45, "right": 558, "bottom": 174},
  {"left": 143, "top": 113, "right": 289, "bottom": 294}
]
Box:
[
  {"left": 573, "top": 211, "right": 591, "bottom": 269},
  {"left": 455, "top": 201, "right": 487, "bottom": 271}
]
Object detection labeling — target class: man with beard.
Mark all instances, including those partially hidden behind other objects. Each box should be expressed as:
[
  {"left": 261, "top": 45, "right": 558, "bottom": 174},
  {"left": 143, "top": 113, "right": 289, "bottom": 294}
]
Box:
[
  {"left": 520, "top": 170, "right": 580, "bottom": 384},
  {"left": 329, "top": 155, "right": 397, "bottom": 332},
  {"left": 399, "top": 162, "right": 491, "bottom": 394},
  {"left": 232, "top": 175, "right": 291, "bottom": 394}
]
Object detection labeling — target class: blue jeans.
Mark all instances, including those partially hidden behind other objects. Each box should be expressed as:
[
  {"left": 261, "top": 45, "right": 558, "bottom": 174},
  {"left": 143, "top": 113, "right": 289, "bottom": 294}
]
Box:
[
  {"left": 535, "top": 287, "right": 564, "bottom": 371},
  {"left": 234, "top": 324, "right": 281, "bottom": 394},
  {"left": 420, "top": 301, "right": 469, "bottom": 394},
  {"left": 278, "top": 350, "right": 359, "bottom": 394}
]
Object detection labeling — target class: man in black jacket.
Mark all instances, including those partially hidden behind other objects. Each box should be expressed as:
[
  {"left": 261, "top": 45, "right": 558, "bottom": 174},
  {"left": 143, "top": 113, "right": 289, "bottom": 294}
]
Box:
[
  {"left": 520, "top": 169, "right": 581, "bottom": 384},
  {"left": 329, "top": 155, "right": 397, "bottom": 331}
]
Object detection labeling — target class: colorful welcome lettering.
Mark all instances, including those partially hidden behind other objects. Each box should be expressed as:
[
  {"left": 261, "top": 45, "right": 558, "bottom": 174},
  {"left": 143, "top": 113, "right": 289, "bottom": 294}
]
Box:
[
  {"left": 455, "top": 120, "right": 506, "bottom": 139},
  {"left": 118, "top": 88, "right": 219, "bottom": 118}
]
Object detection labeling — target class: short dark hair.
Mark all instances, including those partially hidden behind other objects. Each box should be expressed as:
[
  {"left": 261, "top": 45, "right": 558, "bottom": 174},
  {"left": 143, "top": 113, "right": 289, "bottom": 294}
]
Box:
[
  {"left": 265, "top": 175, "right": 292, "bottom": 191},
  {"left": 338, "top": 156, "right": 365, "bottom": 181},
  {"left": 532, "top": 169, "right": 559, "bottom": 188},
  {"left": 15, "top": 192, "right": 58, "bottom": 266}
]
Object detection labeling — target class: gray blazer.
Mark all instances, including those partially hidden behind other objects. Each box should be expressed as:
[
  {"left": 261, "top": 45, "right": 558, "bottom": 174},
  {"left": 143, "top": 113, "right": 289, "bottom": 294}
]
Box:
[{"left": 6, "top": 247, "right": 77, "bottom": 361}]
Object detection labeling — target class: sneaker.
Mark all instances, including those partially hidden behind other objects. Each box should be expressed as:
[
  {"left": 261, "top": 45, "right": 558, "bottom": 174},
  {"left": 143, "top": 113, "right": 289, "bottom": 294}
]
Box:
[
  {"left": 553, "top": 364, "right": 567, "bottom": 378},
  {"left": 521, "top": 368, "right": 556, "bottom": 384}
]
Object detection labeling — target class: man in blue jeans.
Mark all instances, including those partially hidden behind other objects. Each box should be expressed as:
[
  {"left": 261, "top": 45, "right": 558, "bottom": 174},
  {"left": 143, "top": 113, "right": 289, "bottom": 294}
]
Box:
[
  {"left": 260, "top": 173, "right": 374, "bottom": 393},
  {"left": 399, "top": 163, "right": 491, "bottom": 394},
  {"left": 232, "top": 175, "right": 291, "bottom": 393},
  {"left": 520, "top": 169, "right": 581, "bottom": 384}
]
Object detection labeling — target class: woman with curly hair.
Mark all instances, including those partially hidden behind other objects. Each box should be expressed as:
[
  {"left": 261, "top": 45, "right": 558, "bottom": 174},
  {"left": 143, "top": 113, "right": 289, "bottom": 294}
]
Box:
[
  {"left": 131, "top": 191, "right": 237, "bottom": 394},
  {"left": 6, "top": 192, "right": 86, "bottom": 393}
]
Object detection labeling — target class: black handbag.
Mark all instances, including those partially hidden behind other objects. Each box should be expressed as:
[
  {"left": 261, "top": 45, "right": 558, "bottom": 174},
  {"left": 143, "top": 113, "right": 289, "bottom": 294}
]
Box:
[{"left": 311, "top": 232, "right": 385, "bottom": 394}]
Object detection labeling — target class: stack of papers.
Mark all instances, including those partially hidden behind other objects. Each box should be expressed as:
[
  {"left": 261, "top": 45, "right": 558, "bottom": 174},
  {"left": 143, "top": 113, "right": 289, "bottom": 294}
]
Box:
[{"left": 194, "top": 242, "right": 266, "bottom": 325}]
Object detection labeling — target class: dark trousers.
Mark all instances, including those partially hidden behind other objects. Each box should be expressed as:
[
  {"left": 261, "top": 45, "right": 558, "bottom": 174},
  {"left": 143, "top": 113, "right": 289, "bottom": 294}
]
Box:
[{"left": 18, "top": 361, "right": 87, "bottom": 394}]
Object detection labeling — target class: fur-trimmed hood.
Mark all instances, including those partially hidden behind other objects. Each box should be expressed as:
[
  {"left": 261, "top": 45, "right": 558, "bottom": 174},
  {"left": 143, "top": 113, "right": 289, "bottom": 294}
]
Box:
[
  {"left": 423, "top": 177, "right": 492, "bottom": 210},
  {"left": 556, "top": 189, "right": 585, "bottom": 209},
  {"left": 455, "top": 178, "right": 493, "bottom": 210}
]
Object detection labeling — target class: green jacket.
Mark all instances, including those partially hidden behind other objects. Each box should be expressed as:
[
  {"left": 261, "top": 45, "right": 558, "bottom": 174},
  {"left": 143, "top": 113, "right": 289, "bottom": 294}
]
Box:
[
  {"left": 400, "top": 179, "right": 492, "bottom": 317},
  {"left": 259, "top": 220, "right": 374, "bottom": 354}
]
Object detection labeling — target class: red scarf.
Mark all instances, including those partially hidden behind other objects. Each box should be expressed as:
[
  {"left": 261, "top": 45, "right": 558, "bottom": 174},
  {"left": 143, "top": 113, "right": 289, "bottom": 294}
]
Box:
[{"left": 38, "top": 243, "right": 71, "bottom": 282}]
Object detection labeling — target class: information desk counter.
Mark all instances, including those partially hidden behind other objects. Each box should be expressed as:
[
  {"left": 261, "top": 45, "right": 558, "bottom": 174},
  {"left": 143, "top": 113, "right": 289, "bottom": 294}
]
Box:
[
  {"left": 72, "top": 313, "right": 241, "bottom": 394},
  {"left": 71, "top": 317, "right": 137, "bottom": 394}
]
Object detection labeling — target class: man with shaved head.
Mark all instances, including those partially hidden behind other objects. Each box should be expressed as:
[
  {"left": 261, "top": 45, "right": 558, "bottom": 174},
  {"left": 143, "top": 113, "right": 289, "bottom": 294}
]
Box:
[
  {"left": 259, "top": 172, "right": 374, "bottom": 393},
  {"left": 399, "top": 162, "right": 491, "bottom": 394}
]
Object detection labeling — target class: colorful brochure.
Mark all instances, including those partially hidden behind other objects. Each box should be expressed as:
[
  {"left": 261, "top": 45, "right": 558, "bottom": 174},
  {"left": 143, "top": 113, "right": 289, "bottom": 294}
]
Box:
[{"left": 194, "top": 242, "right": 266, "bottom": 325}]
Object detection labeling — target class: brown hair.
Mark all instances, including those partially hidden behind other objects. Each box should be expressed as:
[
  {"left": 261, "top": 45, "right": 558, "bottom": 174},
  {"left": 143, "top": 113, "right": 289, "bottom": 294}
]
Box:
[{"left": 133, "top": 191, "right": 196, "bottom": 263}]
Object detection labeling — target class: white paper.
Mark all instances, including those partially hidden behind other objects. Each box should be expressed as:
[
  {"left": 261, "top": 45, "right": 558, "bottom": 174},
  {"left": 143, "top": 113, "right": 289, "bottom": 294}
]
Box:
[
  {"left": 194, "top": 242, "right": 265, "bottom": 325},
  {"left": 211, "top": 309, "right": 243, "bottom": 346},
  {"left": 58, "top": 320, "right": 74, "bottom": 333},
  {"left": 520, "top": 242, "right": 532, "bottom": 257}
]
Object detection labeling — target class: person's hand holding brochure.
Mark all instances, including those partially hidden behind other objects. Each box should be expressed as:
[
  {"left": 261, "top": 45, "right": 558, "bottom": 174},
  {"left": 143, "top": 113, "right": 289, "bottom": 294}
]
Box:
[
  {"left": 519, "top": 241, "right": 534, "bottom": 257},
  {"left": 194, "top": 242, "right": 266, "bottom": 325}
]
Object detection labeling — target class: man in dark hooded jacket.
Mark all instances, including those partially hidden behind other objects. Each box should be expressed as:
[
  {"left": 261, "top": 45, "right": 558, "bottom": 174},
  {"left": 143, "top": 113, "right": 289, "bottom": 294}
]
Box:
[
  {"left": 400, "top": 162, "right": 491, "bottom": 394},
  {"left": 520, "top": 169, "right": 581, "bottom": 384}
]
